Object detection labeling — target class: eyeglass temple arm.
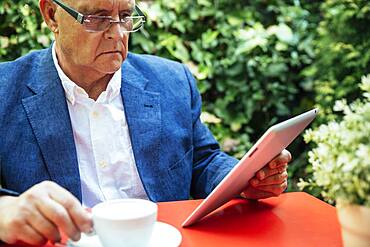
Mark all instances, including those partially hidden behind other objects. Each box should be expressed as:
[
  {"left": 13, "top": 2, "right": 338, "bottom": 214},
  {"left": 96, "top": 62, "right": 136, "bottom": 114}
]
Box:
[
  {"left": 52, "top": 0, "right": 84, "bottom": 24},
  {"left": 52, "top": 0, "right": 145, "bottom": 24},
  {"left": 135, "top": 5, "right": 146, "bottom": 22}
]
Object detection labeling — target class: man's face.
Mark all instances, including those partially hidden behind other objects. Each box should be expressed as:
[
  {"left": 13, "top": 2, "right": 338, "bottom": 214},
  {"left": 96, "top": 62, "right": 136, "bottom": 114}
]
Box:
[{"left": 54, "top": 0, "right": 135, "bottom": 74}]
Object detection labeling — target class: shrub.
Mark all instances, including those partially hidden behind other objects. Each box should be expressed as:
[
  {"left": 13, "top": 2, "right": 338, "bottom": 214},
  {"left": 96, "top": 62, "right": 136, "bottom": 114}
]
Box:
[
  {"left": 299, "top": 75, "right": 370, "bottom": 206},
  {"left": 298, "top": 0, "right": 370, "bottom": 197},
  {"left": 0, "top": 0, "right": 53, "bottom": 61},
  {"left": 131, "top": 0, "right": 320, "bottom": 191},
  {"left": 303, "top": 0, "right": 370, "bottom": 124}
]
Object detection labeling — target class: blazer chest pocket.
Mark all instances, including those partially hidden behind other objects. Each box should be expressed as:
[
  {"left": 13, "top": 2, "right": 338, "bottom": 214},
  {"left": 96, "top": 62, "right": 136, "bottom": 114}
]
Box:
[{"left": 169, "top": 147, "right": 193, "bottom": 170}]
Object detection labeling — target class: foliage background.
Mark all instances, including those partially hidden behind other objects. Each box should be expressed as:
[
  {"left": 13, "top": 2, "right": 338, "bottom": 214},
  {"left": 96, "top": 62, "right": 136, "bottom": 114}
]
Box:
[{"left": 0, "top": 0, "right": 369, "bottom": 198}]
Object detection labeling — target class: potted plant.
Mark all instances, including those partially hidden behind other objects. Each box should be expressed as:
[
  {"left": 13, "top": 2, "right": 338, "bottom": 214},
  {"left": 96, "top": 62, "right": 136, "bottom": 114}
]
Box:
[{"left": 299, "top": 75, "right": 370, "bottom": 247}]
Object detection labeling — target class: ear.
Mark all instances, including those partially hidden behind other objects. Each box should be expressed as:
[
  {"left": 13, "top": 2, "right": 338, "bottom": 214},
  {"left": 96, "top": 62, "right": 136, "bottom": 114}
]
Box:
[{"left": 39, "top": 0, "right": 59, "bottom": 33}]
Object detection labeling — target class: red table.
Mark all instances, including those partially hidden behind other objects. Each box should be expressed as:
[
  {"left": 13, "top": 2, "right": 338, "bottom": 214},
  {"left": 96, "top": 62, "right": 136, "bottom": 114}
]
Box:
[
  {"left": 158, "top": 192, "right": 342, "bottom": 246},
  {"left": 2, "top": 192, "right": 343, "bottom": 246}
]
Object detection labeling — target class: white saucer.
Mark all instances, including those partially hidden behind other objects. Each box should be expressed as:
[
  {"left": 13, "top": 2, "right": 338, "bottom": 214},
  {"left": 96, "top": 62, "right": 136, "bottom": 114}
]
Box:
[{"left": 67, "top": 221, "right": 182, "bottom": 247}]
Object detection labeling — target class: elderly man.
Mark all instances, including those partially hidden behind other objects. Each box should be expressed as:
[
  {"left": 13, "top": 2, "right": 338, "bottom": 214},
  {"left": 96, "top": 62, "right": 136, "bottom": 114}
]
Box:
[{"left": 0, "top": 0, "right": 291, "bottom": 245}]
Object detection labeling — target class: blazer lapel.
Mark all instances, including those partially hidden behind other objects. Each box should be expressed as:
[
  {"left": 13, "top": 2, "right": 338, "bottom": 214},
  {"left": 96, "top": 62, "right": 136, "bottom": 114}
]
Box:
[
  {"left": 21, "top": 48, "right": 81, "bottom": 200},
  {"left": 121, "top": 58, "right": 163, "bottom": 202}
]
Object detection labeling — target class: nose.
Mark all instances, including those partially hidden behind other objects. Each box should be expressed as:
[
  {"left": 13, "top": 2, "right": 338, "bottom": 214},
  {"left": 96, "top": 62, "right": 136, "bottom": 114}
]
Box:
[{"left": 104, "top": 21, "right": 127, "bottom": 40}]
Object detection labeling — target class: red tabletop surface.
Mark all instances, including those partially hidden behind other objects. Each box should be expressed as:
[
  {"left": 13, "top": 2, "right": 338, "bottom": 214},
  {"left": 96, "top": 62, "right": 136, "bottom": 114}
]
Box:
[
  {"left": 2, "top": 192, "right": 342, "bottom": 247},
  {"left": 158, "top": 192, "right": 342, "bottom": 247}
]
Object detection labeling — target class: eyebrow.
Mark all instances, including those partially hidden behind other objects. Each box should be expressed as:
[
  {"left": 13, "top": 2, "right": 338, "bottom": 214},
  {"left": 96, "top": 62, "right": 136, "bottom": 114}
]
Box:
[
  {"left": 78, "top": 6, "right": 109, "bottom": 15},
  {"left": 78, "top": 5, "right": 134, "bottom": 16}
]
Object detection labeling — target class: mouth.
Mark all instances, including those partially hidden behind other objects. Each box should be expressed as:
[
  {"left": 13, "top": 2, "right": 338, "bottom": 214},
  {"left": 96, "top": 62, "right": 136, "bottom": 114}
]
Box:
[{"left": 100, "top": 51, "right": 121, "bottom": 55}]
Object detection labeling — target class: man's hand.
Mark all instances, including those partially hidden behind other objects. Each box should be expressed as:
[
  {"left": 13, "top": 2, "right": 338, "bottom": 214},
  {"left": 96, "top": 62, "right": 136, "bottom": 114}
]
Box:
[
  {"left": 0, "top": 181, "right": 92, "bottom": 245},
  {"left": 241, "top": 149, "right": 292, "bottom": 200}
]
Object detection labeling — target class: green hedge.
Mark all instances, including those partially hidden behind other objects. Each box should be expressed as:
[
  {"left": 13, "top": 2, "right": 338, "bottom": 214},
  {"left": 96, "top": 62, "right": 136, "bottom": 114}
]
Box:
[
  {"left": 299, "top": 0, "right": 370, "bottom": 196},
  {"left": 131, "top": 0, "right": 319, "bottom": 191},
  {"left": 1, "top": 0, "right": 369, "bottom": 195},
  {"left": 0, "top": 0, "right": 53, "bottom": 60},
  {"left": 304, "top": 0, "right": 370, "bottom": 124}
]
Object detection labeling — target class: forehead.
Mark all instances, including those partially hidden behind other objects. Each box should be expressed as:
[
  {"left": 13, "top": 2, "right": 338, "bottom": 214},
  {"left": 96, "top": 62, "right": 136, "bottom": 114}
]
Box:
[{"left": 72, "top": 0, "right": 135, "bottom": 13}]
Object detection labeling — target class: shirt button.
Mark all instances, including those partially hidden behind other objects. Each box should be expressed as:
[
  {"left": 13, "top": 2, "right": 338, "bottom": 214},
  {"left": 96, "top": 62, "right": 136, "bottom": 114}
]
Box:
[
  {"left": 99, "top": 161, "right": 108, "bottom": 168},
  {"left": 92, "top": 111, "right": 99, "bottom": 118},
  {"left": 77, "top": 88, "right": 85, "bottom": 94}
]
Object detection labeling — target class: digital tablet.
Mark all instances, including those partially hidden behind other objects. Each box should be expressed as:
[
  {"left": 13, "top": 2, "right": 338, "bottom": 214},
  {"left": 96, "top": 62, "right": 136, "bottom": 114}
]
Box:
[{"left": 182, "top": 108, "right": 318, "bottom": 227}]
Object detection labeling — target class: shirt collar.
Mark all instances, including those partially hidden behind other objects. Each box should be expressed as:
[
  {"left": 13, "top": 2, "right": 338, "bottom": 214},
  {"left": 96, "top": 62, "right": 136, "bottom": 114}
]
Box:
[{"left": 52, "top": 43, "right": 122, "bottom": 105}]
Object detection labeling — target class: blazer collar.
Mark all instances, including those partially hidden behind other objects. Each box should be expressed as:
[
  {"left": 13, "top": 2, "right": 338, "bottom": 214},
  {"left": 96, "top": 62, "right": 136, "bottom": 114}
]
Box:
[
  {"left": 121, "top": 53, "right": 150, "bottom": 90},
  {"left": 26, "top": 47, "right": 62, "bottom": 95}
]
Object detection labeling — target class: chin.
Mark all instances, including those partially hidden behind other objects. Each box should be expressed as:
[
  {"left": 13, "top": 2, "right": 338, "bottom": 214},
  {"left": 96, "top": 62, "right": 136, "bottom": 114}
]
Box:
[
  {"left": 100, "top": 66, "right": 121, "bottom": 74},
  {"left": 96, "top": 58, "right": 124, "bottom": 74}
]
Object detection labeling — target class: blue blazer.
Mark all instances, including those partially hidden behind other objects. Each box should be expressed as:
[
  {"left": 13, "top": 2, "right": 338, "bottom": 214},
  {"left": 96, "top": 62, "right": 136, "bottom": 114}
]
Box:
[{"left": 0, "top": 48, "right": 238, "bottom": 202}]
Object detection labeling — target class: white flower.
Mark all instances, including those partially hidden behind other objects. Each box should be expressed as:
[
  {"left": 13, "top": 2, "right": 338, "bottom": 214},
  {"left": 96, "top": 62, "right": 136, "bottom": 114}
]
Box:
[{"left": 300, "top": 74, "right": 370, "bottom": 207}]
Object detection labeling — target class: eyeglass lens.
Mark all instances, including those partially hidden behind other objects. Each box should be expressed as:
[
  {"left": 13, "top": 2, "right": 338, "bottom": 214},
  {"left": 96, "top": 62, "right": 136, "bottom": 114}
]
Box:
[{"left": 83, "top": 16, "right": 143, "bottom": 32}]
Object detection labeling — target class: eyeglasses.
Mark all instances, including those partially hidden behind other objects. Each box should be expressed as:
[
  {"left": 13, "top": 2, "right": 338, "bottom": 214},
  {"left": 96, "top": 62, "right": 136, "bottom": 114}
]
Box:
[{"left": 52, "top": 0, "right": 146, "bottom": 33}]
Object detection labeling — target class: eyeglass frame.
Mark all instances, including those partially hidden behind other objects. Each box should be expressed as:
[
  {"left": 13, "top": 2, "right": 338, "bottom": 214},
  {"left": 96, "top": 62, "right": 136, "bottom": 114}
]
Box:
[{"left": 51, "top": 0, "right": 146, "bottom": 33}]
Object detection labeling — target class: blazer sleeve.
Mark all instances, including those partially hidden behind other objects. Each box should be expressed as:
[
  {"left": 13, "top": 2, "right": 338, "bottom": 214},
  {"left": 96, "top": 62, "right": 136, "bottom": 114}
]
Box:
[
  {"left": 0, "top": 155, "right": 2, "bottom": 188},
  {"left": 182, "top": 65, "right": 239, "bottom": 198}
]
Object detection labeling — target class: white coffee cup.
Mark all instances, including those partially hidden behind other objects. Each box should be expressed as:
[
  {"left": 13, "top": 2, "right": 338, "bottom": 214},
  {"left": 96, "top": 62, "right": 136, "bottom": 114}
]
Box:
[{"left": 92, "top": 198, "right": 158, "bottom": 247}]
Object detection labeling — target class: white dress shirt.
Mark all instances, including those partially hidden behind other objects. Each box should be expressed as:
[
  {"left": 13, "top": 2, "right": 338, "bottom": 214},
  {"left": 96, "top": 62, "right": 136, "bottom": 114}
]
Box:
[{"left": 52, "top": 44, "right": 148, "bottom": 207}]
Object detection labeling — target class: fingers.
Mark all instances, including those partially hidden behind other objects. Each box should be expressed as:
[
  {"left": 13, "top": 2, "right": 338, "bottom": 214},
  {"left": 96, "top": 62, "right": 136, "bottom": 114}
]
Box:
[
  {"left": 46, "top": 182, "right": 92, "bottom": 234},
  {"left": 31, "top": 181, "right": 92, "bottom": 241},
  {"left": 255, "top": 149, "right": 291, "bottom": 180},
  {"left": 242, "top": 151, "right": 291, "bottom": 200},
  {"left": 249, "top": 164, "right": 288, "bottom": 197},
  {"left": 0, "top": 181, "right": 92, "bottom": 245},
  {"left": 256, "top": 164, "right": 287, "bottom": 180},
  {"left": 241, "top": 187, "right": 276, "bottom": 200},
  {"left": 35, "top": 197, "right": 80, "bottom": 241},
  {"left": 269, "top": 149, "right": 292, "bottom": 169},
  {"left": 26, "top": 208, "right": 61, "bottom": 243},
  {"left": 0, "top": 211, "right": 47, "bottom": 246},
  {"left": 250, "top": 171, "right": 288, "bottom": 187},
  {"left": 17, "top": 224, "right": 47, "bottom": 246},
  {"left": 252, "top": 180, "right": 288, "bottom": 196}
]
